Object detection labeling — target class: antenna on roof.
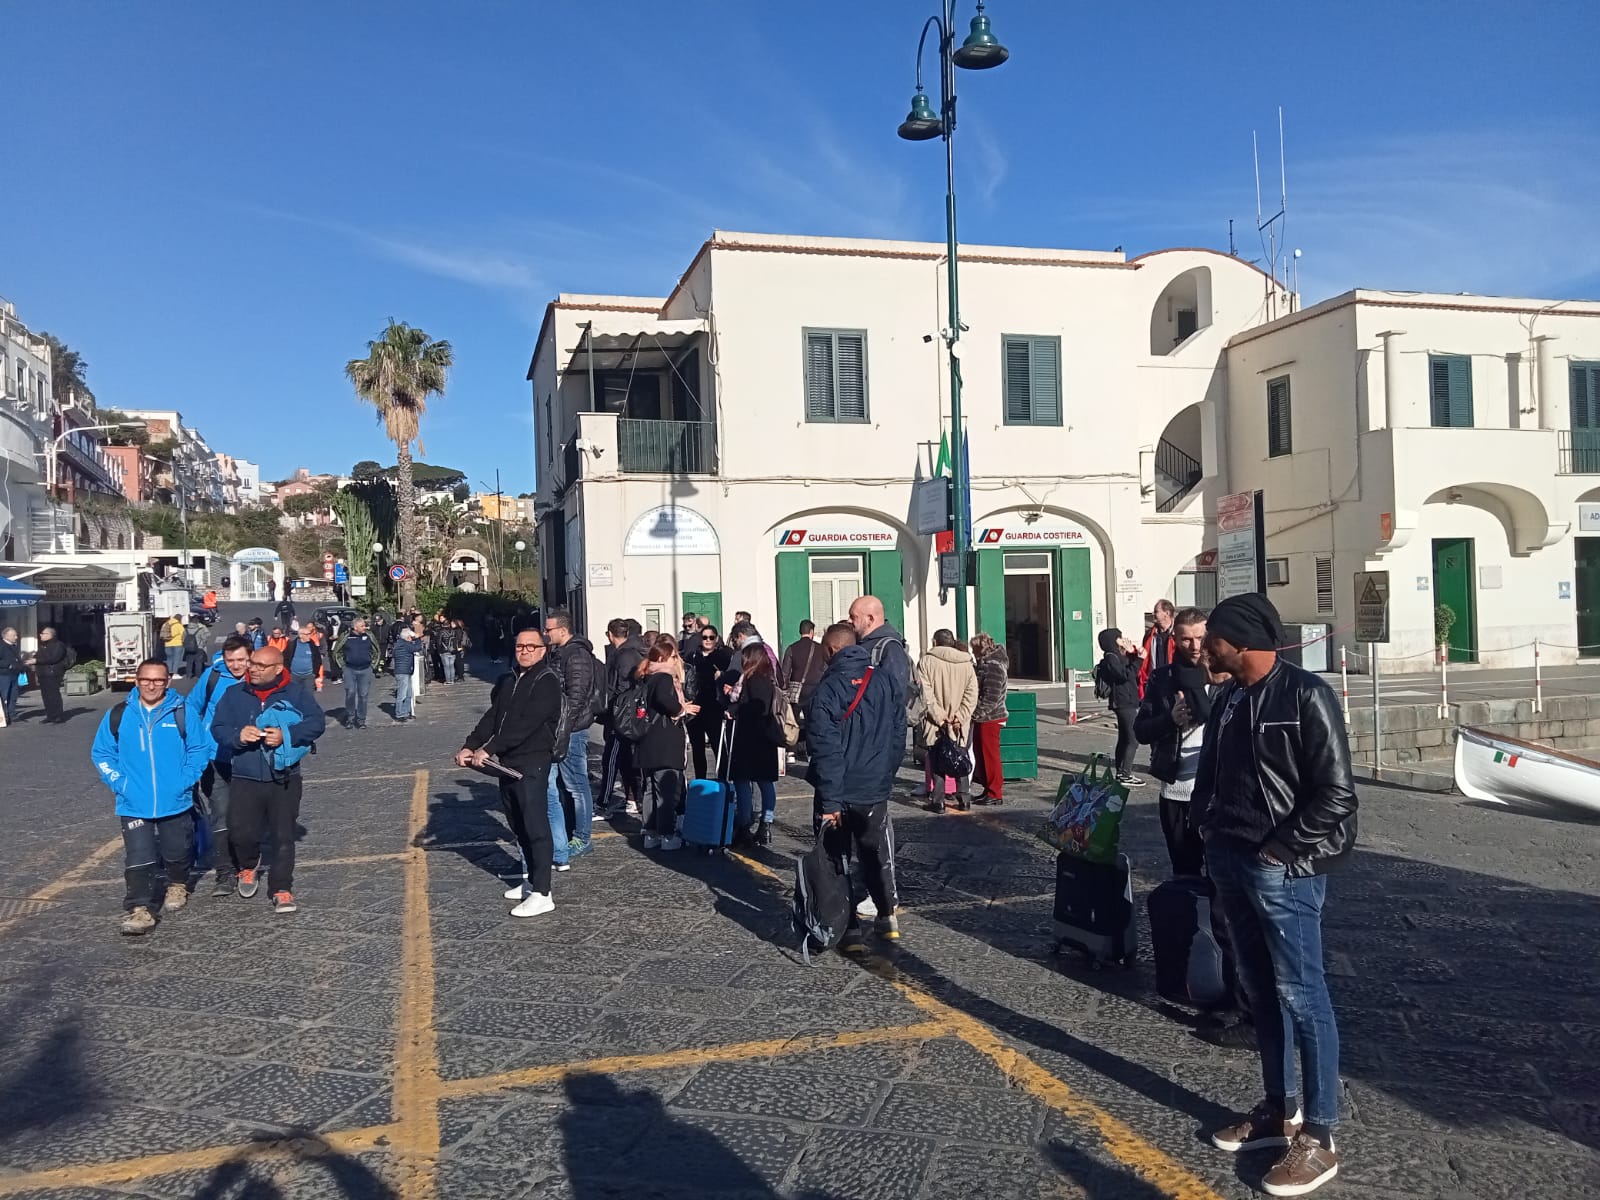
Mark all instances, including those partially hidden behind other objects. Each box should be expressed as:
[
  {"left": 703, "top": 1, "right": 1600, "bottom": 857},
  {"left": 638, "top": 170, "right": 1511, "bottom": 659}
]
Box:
[{"left": 1254, "top": 106, "right": 1290, "bottom": 319}]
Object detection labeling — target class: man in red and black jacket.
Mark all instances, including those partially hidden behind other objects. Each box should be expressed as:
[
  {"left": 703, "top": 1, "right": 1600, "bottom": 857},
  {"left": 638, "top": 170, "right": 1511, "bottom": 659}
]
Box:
[{"left": 1138, "top": 599, "right": 1177, "bottom": 697}]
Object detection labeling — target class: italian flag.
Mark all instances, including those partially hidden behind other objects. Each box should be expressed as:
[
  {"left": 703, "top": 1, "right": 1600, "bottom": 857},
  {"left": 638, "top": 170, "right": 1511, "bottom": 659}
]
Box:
[{"left": 1493, "top": 751, "right": 1520, "bottom": 768}]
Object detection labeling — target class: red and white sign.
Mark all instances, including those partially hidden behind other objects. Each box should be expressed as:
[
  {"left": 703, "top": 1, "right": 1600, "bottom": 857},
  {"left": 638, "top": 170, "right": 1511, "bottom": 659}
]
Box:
[
  {"left": 974, "top": 526, "right": 1087, "bottom": 546},
  {"left": 774, "top": 526, "right": 896, "bottom": 548},
  {"left": 322, "top": 552, "right": 335, "bottom": 581},
  {"left": 1217, "top": 491, "right": 1255, "bottom": 533}
]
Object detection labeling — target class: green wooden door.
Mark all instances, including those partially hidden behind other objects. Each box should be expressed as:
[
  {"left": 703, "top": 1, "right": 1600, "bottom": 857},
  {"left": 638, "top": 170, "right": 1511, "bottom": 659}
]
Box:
[
  {"left": 975, "top": 548, "right": 1006, "bottom": 643},
  {"left": 1575, "top": 540, "right": 1600, "bottom": 658},
  {"left": 775, "top": 554, "right": 810, "bottom": 648},
  {"left": 680, "top": 591, "right": 721, "bottom": 633},
  {"left": 1431, "top": 537, "right": 1477, "bottom": 663},
  {"left": 867, "top": 550, "right": 905, "bottom": 634},
  {"left": 1053, "top": 547, "right": 1094, "bottom": 673}
]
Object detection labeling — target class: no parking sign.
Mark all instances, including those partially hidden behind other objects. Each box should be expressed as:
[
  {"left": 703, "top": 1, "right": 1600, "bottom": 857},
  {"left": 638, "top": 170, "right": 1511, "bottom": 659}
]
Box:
[{"left": 389, "top": 564, "right": 410, "bottom": 582}]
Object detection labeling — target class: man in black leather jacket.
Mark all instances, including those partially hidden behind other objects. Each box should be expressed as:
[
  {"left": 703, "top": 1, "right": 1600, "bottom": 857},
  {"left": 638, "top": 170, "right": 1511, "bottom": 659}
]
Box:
[{"left": 1191, "top": 593, "right": 1354, "bottom": 1197}]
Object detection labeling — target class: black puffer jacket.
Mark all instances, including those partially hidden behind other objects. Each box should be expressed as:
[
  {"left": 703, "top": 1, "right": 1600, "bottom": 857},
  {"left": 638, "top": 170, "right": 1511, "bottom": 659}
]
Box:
[
  {"left": 1193, "top": 660, "right": 1358, "bottom": 876},
  {"left": 551, "top": 635, "right": 600, "bottom": 734}
]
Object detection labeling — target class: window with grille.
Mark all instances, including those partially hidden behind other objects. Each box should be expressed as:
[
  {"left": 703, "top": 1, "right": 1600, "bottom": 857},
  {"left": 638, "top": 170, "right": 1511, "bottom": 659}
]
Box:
[
  {"left": 803, "top": 329, "right": 869, "bottom": 423},
  {"left": 1315, "top": 555, "right": 1334, "bottom": 614},
  {"left": 1429, "top": 354, "right": 1474, "bottom": 428},
  {"left": 1002, "top": 334, "right": 1062, "bottom": 426},
  {"left": 1267, "top": 376, "right": 1292, "bottom": 457}
]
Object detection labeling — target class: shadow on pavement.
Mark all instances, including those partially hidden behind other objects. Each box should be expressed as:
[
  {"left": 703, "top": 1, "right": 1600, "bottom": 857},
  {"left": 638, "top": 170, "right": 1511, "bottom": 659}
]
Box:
[
  {"left": 421, "top": 777, "right": 521, "bottom": 883},
  {"left": 188, "top": 1130, "right": 397, "bottom": 1199}
]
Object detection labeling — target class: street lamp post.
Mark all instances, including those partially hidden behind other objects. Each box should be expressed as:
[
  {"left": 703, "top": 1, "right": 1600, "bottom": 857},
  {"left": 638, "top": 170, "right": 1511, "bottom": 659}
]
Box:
[{"left": 897, "top": 1, "right": 1008, "bottom": 640}]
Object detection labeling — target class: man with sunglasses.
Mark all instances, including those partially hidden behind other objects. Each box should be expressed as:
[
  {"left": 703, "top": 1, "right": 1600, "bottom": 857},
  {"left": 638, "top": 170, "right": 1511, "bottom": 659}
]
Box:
[
  {"left": 91, "top": 657, "right": 212, "bottom": 935},
  {"left": 543, "top": 609, "right": 600, "bottom": 864},
  {"left": 456, "top": 629, "right": 565, "bottom": 917}
]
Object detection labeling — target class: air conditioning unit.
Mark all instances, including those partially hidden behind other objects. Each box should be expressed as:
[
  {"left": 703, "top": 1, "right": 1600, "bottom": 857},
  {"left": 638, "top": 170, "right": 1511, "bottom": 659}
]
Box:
[{"left": 1265, "top": 557, "right": 1290, "bottom": 586}]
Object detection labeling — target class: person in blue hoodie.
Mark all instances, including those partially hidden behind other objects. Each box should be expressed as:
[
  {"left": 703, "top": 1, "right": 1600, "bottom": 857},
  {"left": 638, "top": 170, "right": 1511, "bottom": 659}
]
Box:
[
  {"left": 210, "top": 643, "right": 326, "bottom": 914},
  {"left": 805, "top": 622, "right": 902, "bottom": 948},
  {"left": 91, "top": 656, "right": 213, "bottom": 936},
  {"left": 188, "top": 635, "right": 251, "bottom": 896}
]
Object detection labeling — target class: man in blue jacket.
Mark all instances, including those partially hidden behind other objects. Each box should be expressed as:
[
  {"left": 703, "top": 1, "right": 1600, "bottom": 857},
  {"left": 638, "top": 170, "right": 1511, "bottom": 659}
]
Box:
[
  {"left": 188, "top": 635, "right": 251, "bottom": 896},
  {"left": 806, "top": 622, "right": 901, "bottom": 947},
  {"left": 390, "top": 628, "right": 418, "bottom": 722},
  {"left": 210, "top": 643, "right": 326, "bottom": 914},
  {"left": 91, "top": 656, "right": 213, "bottom": 936}
]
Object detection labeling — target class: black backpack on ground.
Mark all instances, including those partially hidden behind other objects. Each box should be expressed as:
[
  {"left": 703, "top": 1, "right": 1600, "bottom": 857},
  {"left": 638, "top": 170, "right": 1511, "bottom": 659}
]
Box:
[
  {"left": 793, "top": 840, "right": 851, "bottom": 964},
  {"left": 609, "top": 676, "right": 652, "bottom": 742}
]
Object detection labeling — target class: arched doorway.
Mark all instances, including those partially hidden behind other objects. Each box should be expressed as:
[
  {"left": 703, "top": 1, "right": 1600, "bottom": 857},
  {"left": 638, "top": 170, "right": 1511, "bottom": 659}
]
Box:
[{"left": 764, "top": 508, "right": 916, "bottom": 646}]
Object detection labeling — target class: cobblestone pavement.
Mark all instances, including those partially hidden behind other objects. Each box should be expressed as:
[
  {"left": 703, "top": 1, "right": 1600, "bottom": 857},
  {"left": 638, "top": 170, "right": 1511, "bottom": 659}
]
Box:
[{"left": 1, "top": 657, "right": 1597, "bottom": 1199}]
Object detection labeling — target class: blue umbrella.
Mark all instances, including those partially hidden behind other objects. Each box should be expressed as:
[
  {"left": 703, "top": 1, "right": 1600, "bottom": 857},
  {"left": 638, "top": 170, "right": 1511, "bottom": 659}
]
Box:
[{"left": 0, "top": 575, "right": 46, "bottom": 608}]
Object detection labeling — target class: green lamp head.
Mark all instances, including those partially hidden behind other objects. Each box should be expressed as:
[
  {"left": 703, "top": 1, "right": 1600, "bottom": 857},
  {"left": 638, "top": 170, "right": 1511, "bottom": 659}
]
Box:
[
  {"left": 952, "top": 3, "right": 1009, "bottom": 69},
  {"left": 897, "top": 87, "right": 943, "bottom": 141}
]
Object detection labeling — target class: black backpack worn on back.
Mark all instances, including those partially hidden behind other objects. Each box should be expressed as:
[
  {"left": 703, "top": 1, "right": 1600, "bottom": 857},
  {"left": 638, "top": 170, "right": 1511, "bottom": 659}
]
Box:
[
  {"left": 1092, "top": 660, "right": 1112, "bottom": 701},
  {"left": 609, "top": 676, "right": 652, "bottom": 742},
  {"left": 588, "top": 656, "right": 608, "bottom": 723},
  {"left": 793, "top": 840, "right": 851, "bottom": 963}
]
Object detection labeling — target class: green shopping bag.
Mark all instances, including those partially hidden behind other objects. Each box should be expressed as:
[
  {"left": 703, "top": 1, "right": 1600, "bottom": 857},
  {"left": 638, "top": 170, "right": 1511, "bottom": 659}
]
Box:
[{"left": 1037, "top": 754, "right": 1128, "bottom": 864}]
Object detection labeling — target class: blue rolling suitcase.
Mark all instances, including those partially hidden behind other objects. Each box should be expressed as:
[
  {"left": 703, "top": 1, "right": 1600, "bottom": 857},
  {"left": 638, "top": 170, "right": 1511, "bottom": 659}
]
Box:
[{"left": 681, "top": 724, "right": 738, "bottom": 851}]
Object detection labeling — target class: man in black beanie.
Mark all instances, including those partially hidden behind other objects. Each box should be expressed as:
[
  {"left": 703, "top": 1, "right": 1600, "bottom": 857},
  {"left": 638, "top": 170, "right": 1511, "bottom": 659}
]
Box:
[{"left": 1192, "top": 591, "right": 1356, "bottom": 1197}]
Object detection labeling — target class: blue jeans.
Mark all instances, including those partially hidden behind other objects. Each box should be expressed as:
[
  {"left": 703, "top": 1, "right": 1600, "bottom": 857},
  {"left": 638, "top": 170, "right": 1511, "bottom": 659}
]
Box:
[
  {"left": 394, "top": 673, "right": 414, "bottom": 719},
  {"left": 733, "top": 779, "right": 776, "bottom": 828},
  {"left": 344, "top": 667, "right": 373, "bottom": 725},
  {"left": 0, "top": 673, "right": 17, "bottom": 721},
  {"left": 165, "top": 646, "right": 183, "bottom": 675},
  {"left": 1205, "top": 836, "right": 1341, "bottom": 1127},
  {"left": 547, "top": 731, "right": 595, "bottom": 857},
  {"left": 438, "top": 652, "right": 456, "bottom": 683}
]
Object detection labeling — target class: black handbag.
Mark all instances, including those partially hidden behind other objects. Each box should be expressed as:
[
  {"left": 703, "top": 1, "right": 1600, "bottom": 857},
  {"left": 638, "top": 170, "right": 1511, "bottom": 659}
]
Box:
[{"left": 930, "top": 730, "right": 973, "bottom": 778}]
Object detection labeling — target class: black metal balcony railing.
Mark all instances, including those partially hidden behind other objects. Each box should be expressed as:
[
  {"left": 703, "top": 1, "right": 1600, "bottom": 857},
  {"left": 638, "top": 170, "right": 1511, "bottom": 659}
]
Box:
[
  {"left": 617, "top": 419, "right": 717, "bottom": 475},
  {"left": 1154, "top": 437, "right": 1203, "bottom": 512},
  {"left": 1558, "top": 429, "right": 1600, "bottom": 474}
]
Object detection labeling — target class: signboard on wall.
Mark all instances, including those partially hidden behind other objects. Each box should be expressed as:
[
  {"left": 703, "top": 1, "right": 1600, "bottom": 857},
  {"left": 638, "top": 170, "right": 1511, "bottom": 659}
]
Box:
[
  {"left": 911, "top": 477, "right": 952, "bottom": 536},
  {"left": 774, "top": 525, "right": 895, "bottom": 549},
  {"left": 42, "top": 579, "right": 120, "bottom": 604},
  {"left": 625, "top": 506, "right": 719, "bottom": 556},
  {"left": 1579, "top": 504, "right": 1600, "bottom": 532},
  {"left": 974, "top": 526, "right": 1088, "bottom": 546},
  {"left": 1354, "top": 570, "right": 1390, "bottom": 643},
  {"left": 1216, "top": 490, "right": 1266, "bottom": 600}
]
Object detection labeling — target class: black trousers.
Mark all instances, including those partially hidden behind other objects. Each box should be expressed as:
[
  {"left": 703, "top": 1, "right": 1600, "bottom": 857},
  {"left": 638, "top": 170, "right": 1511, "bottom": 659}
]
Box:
[
  {"left": 687, "top": 715, "right": 716, "bottom": 779},
  {"left": 642, "top": 768, "right": 684, "bottom": 835},
  {"left": 1159, "top": 795, "right": 1206, "bottom": 877},
  {"left": 500, "top": 763, "right": 554, "bottom": 895},
  {"left": 1112, "top": 706, "right": 1138, "bottom": 775},
  {"left": 201, "top": 766, "right": 240, "bottom": 875},
  {"left": 121, "top": 811, "right": 193, "bottom": 911},
  {"left": 38, "top": 674, "right": 65, "bottom": 722},
  {"left": 816, "top": 800, "right": 899, "bottom": 918},
  {"left": 599, "top": 729, "right": 641, "bottom": 805},
  {"left": 230, "top": 774, "right": 302, "bottom": 894}
]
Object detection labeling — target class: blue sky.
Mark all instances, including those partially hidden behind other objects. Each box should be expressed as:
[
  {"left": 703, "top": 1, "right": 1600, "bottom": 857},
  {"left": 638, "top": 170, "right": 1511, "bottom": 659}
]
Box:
[{"left": 8, "top": 1, "right": 1597, "bottom": 494}]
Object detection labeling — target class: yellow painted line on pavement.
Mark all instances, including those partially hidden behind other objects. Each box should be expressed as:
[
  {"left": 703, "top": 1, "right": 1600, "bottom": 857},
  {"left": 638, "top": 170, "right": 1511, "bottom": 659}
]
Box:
[
  {"left": 0, "top": 1124, "right": 396, "bottom": 1196},
  {"left": 393, "top": 768, "right": 441, "bottom": 1199},
  {"left": 0, "top": 834, "right": 122, "bottom": 937},
  {"left": 724, "top": 848, "right": 1224, "bottom": 1200},
  {"left": 440, "top": 1018, "right": 951, "bottom": 1099}
]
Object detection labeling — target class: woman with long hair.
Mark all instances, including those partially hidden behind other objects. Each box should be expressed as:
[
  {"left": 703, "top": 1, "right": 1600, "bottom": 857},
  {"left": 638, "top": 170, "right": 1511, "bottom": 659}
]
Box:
[
  {"left": 688, "top": 624, "right": 733, "bottom": 778},
  {"left": 969, "top": 632, "right": 1010, "bottom": 805},
  {"left": 634, "top": 634, "right": 699, "bottom": 850},
  {"left": 726, "top": 642, "right": 782, "bottom": 846}
]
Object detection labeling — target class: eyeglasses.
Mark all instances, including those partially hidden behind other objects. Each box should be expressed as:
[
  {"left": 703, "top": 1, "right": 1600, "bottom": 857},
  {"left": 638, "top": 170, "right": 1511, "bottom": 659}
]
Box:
[
  {"left": 135, "top": 676, "right": 167, "bottom": 685},
  {"left": 248, "top": 659, "right": 277, "bottom": 668},
  {"left": 515, "top": 642, "right": 543, "bottom": 652}
]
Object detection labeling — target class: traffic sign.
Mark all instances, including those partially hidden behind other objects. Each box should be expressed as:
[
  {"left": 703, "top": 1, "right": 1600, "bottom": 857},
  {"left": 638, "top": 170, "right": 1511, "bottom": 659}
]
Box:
[
  {"left": 389, "top": 564, "right": 410, "bottom": 582},
  {"left": 333, "top": 561, "right": 349, "bottom": 583},
  {"left": 1354, "top": 570, "right": 1389, "bottom": 643}
]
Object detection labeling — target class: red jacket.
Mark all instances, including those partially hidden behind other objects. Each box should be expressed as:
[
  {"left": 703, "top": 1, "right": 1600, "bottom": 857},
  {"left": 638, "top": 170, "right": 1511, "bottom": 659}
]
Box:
[{"left": 1137, "top": 625, "right": 1174, "bottom": 697}]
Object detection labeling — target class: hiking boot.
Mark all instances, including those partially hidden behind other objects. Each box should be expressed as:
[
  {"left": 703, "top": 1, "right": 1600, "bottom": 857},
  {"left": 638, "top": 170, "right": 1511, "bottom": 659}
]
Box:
[
  {"left": 1262, "top": 1132, "right": 1339, "bottom": 1197},
  {"left": 119, "top": 906, "right": 156, "bottom": 936},
  {"left": 236, "top": 868, "right": 260, "bottom": 899},
  {"left": 212, "top": 872, "right": 236, "bottom": 898},
  {"left": 1210, "top": 1102, "right": 1304, "bottom": 1153},
  {"left": 162, "top": 883, "right": 188, "bottom": 912},
  {"left": 511, "top": 891, "right": 555, "bottom": 918},
  {"left": 271, "top": 891, "right": 297, "bottom": 914},
  {"left": 874, "top": 914, "right": 900, "bottom": 941},
  {"left": 754, "top": 822, "right": 773, "bottom": 847}
]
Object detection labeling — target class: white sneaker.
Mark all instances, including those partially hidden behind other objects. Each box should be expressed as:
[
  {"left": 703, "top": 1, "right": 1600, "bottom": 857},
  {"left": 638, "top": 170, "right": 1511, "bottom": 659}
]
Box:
[
  {"left": 855, "top": 895, "right": 878, "bottom": 920},
  {"left": 642, "top": 834, "right": 662, "bottom": 850},
  {"left": 624, "top": 800, "right": 640, "bottom": 817},
  {"left": 659, "top": 836, "right": 683, "bottom": 851},
  {"left": 510, "top": 891, "right": 555, "bottom": 917},
  {"left": 503, "top": 880, "right": 529, "bottom": 900},
  {"left": 555, "top": 863, "right": 571, "bottom": 873}
]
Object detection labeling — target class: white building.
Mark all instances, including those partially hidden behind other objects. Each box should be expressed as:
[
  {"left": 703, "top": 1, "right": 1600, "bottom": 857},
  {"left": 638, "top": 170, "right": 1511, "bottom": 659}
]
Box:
[
  {"left": 1223, "top": 290, "right": 1600, "bottom": 667},
  {"left": 528, "top": 231, "right": 1292, "bottom": 680},
  {"left": 235, "top": 459, "right": 261, "bottom": 506},
  {"left": 0, "top": 295, "right": 51, "bottom": 563}
]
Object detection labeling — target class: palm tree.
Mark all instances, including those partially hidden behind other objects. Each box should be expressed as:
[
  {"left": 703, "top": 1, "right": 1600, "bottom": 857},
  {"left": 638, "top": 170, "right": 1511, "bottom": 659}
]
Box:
[{"left": 345, "top": 320, "right": 453, "bottom": 610}]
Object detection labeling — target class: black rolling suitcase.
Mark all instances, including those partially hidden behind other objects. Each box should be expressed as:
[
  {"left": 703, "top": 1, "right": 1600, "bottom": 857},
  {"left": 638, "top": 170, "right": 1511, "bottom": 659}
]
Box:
[
  {"left": 1052, "top": 851, "right": 1136, "bottom": 969},
  {"left": 1147, "top": 874, "right": 1230, "bottom": 1009}
]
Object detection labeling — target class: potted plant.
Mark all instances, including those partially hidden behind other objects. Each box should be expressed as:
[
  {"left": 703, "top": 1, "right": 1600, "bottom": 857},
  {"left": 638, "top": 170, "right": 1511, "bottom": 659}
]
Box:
[
  {"left": 1434, "top": 604, "right": 1457, "bottom": 657},
  {"left": 65, "top": 658, "right": 106, "bottom": 697}
]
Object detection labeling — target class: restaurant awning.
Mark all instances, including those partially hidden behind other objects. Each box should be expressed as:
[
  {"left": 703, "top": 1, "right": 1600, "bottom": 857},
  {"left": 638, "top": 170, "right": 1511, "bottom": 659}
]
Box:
[
  {"left": 0, "top": 562, "right": 132, "bottom": 605},
  {"left": 0, "top": 575, "right": 47, "bottom": 608}
]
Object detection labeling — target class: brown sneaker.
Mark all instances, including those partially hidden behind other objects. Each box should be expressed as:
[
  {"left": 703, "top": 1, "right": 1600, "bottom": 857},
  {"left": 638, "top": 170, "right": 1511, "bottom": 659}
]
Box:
[
  {"left": 163, "top": 883, "right": 188, "bottom": 912},
  {"left": 1262, "top": 1132, "right": 1339, "bottom": 1196},
  {"left": 1210, "top": 1101, "right": 1303, "bottom": 1152},
  {"left": 119, "top": 906, "right": 156, "bottom": 936}
]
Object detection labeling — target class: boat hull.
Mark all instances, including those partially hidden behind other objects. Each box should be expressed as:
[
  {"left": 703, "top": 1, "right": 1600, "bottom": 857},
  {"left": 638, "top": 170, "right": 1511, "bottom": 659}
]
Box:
[{"left": 1453, "top": 726, "right": 1600, "bottom": 815}]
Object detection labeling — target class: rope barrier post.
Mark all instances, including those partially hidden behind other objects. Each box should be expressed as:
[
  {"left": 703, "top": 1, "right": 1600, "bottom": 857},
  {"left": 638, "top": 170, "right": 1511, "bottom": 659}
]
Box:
[
  {"left": 1067, "top": 668, "right": 1078, "bottom": 725},
  {"left": 1534, "top": 638, "right": 1543, "bottom": 715},
  {"left": 1339, "top": 645, "right": 1350, "bottom": 725},
  {"left": 1438, "top": 642, "right": 1448, "bottom": 720},
  {"left": 1370, "top": 642, "right": 1382, "bottom": 781}
]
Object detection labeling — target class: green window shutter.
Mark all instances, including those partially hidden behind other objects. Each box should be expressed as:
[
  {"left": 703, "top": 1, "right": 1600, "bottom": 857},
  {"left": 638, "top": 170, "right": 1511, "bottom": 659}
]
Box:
[
  {"left": 774, "top": 553, "right": 810, "bottom": 646},
  {"left": 1002, "top": 335, "right": 1061, "bottom": 426},
  {"left": 867, "top": 550, "right": 905, "bottom": 633},
  {"left": 804, "top": 332, "right": 835, "bottom": 421},
  {"left": 1267, "top": 376, "right": 1292, "bottom": 456},
  {"left": 836, "top": 333, "right": 867, "bottom": 422},
  {"left": 1573, "top": 364, "right": 1596, "bottom": 430},
  {"left": 1430, "top": 354, "right": 1473, "bottom": 428}
]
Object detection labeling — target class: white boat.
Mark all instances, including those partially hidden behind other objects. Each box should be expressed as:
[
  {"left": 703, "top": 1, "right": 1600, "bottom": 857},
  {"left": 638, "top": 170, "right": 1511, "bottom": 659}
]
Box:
[{"left": 1453, "top": 726, "right": 1600, "bottom": 815}]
